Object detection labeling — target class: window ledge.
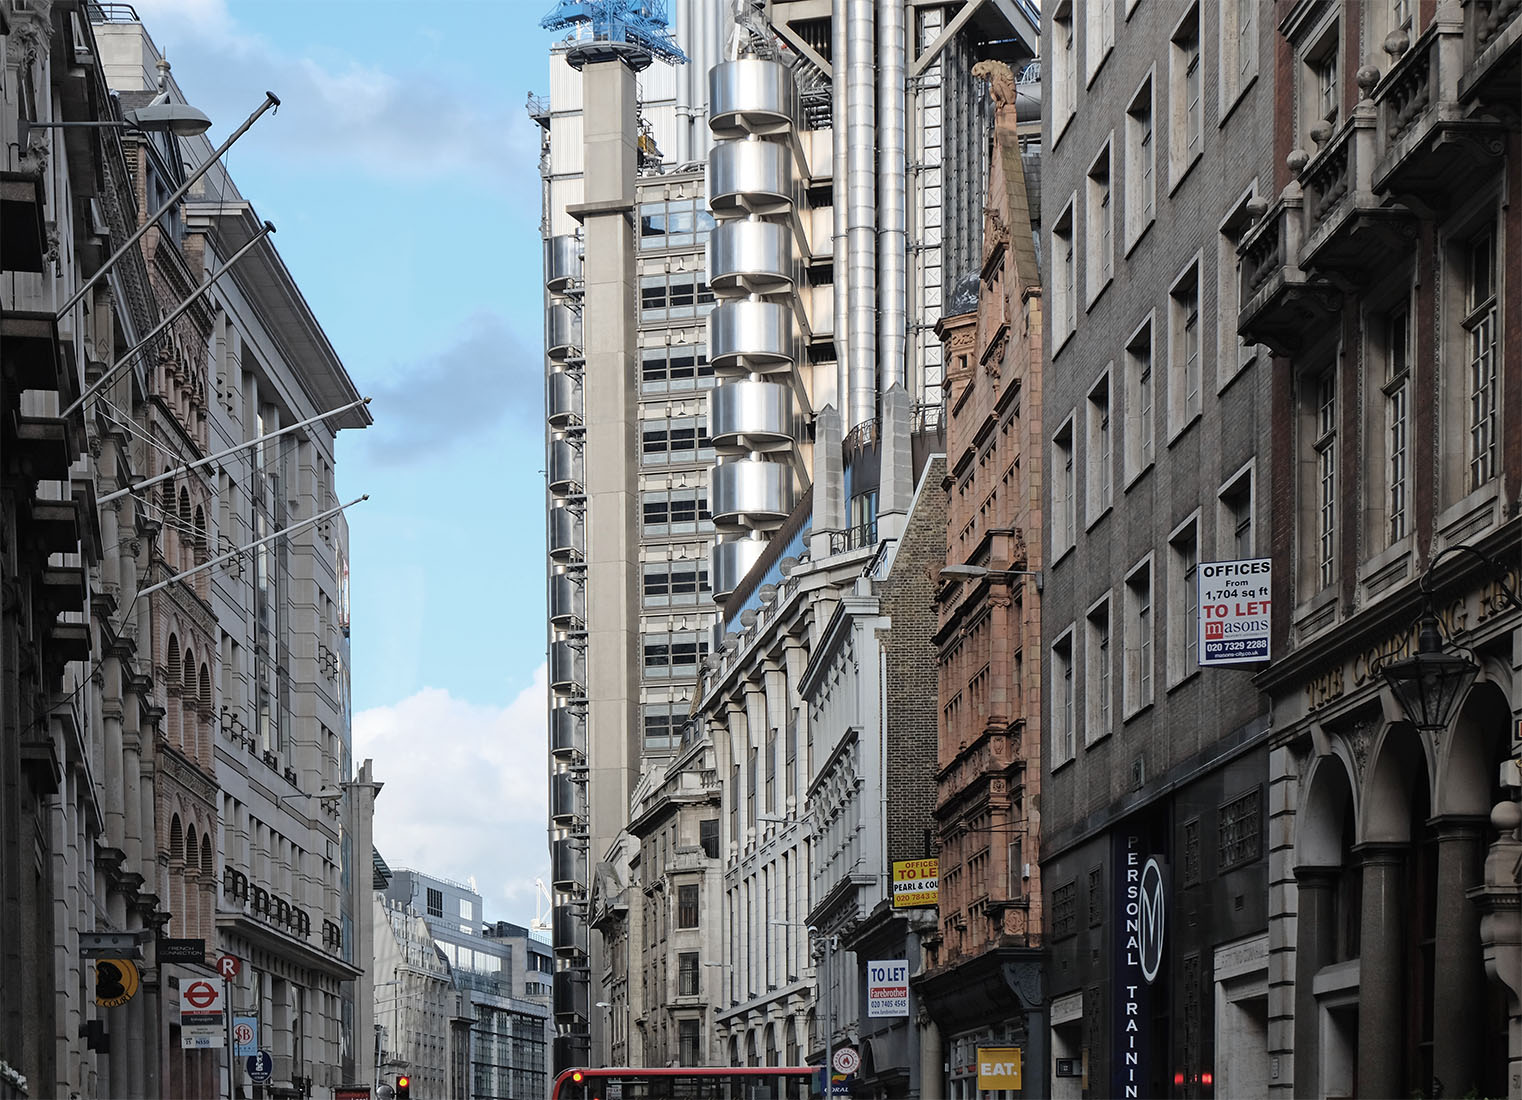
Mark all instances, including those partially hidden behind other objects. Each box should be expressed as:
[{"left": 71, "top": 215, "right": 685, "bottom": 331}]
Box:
[
  {"left": 1085, "top": 274, "right": 1114, "bottom": 312},
  {"left": 1050, "top": 541, "right": 1077, "bottom": 569},
  {"left": 1053, "top": 324, "right": 1077, "bottom": 359},
  {"left": 1167, "top": 410, "right": 1202, "bottom": 447},
  {"left": 1218, "top": 72, "right": 1258, "bottom": 130},
  {"left": 1124, "top": 216, "right": 1155, "bottom": 259},
  {"left": 1168, "top": 150, "right": 1202, "bottom": 197},
  {"left": 1292, "top": 585, "right": 1340, "bottom": 642},
  {"left": 1052, "top": 754, "right": 1076, "bottom": 775},
  {"left": 1216, "top": 351, "right": 1258, "bottom": 395},
  {"left": 1436, "top": 483, "right": 1502, "bottom": 551},
  {"left": 1123, "top": 699, "right": 1154, "bottom": 724},
  {"left": 1356, "top": 536, "right": 1413, "bottom": 606},
  {"left": 1085, "top": 503, "right": 1114, "bottom": 532},
  {"left": 1124, "top": 459, "right": 1155, "bottom": 493},
  {"left": 1166, "top": 666, "right": 1202, "bottom": 693},
  {"left": 1084, "top": 727, "right": 1113, "bottom": 751}
]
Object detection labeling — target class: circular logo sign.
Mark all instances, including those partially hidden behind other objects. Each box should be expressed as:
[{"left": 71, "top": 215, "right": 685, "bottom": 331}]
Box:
[
  {"left": 183, "top": 980, "right": 218, "bottom": 1010},
  {"left": 233, "top": 1022, "right": 255, "bottom": 1046},
  {"left": 833, "top": 1046, "right": 860, "bottom": 1075},
  {"left": 95, "top": 958, "right": 140, "bottom": 1007},
  {"left": 1138, "top": 857, "right": 1166, "bottom": 984},
  {"left": 217, "top": 954, "right": 241, "bottom": 979},
  {"left": 247, "top": 1051, "right": 274, "bottom": 1084}
]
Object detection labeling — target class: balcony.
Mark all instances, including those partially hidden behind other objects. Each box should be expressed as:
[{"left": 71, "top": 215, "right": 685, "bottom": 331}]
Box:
[
  {"left": 709, "top": 458, "right": 795, "bottom": 528},
  {"left": 550, "top": 705, "right": 586, "bottom": 760},
  {"left": 707, "top": 300, "right": 796, "bottom": 375},
  {"left": 547, "top": 368, "right": 582, "bottom": 429},
  {"left": 553, "top": 904, "right": 589, "bottom": 958},
  {"left": 546, "top": 302, "right": 582, "bottom": 360},
  {"left": 1374, "top": 17, "right": 1507, "bottom": 206},
  {"left": 548, "top": 571, "right": 585, "bottom": 628},
  {"left": 544, "top": 234, "right": 582, "bottom": 295},
  {"left": 1460, "top": 0, "right": 1522, "bottom": 108},
  {"left": 551, "top": 837, "right": 587, "bottom": 891},
  {"left": 1298, "top": 99, "right": 1414, "bottom": 278},
  {"left": 707, "top": 220, "right": 793, "bottom": 297},
  {"left": 708, "top": 140, "right": 793, "bottom": 217},
  {"left": 548, "top": 639, "right": 585, "bottom": 696},
  {"left": 708, "top": 380, "right": 798, "bottom": 453},
  {"left": 547, "top": 436, "right": 584, "bottom": 495},
  {"left": 549, "top": 769, "right": 584, "bottom": 825},
  {"left": 547, "top": 504, "right": 584, "bottom": 561},
  {"left": 711, "top": 537, "right": 767, "bottom": 601},
  {"left": 1236, "top": 194, "right": 1341, "bottom": 356},
  {"left": 553, "top": 965, "right": 590, "bottom": 1019},
  {"left": 708, "top": 58, "right": 796, "bottom": 139}
]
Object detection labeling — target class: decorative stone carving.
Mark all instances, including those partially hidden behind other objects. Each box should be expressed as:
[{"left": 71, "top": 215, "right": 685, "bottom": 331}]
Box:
[{"left": 972, "top": 60, "right": 1016, "bottom": 111}]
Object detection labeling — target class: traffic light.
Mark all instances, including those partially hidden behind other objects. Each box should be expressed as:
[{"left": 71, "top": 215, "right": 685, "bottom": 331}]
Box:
[{"left": 396, "top": 1075, "right": 410, "bottom": 1099}]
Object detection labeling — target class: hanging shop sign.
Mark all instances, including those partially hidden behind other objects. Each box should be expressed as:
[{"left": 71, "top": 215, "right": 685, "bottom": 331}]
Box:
[
  {"left": 866, "top": 959, "right": 910, "bottom": 1018},
  {"left": 891, "top": 858, "right": 938, "bottom": 908},
  {"left": 94, "top": 958, "right": 140, "bottom": 1007},
  {"left": 1198, "top": 558, "right": 1272, "bottom": 666},
  {"left": 1112, "top": 831, "right": 1167, "bottom": 1099},
  {"left": 976, "top": 1047, "right": 1022, "bottom": 1090}
]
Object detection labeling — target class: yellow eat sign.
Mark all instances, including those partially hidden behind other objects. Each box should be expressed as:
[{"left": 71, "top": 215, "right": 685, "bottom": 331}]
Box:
[{"left": 977, "top": 1046, "right": 1022, "bottom": 1091}]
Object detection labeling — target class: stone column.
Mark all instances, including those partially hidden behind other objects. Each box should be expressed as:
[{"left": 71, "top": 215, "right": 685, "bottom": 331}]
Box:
[
  {"left": 1356, "top": 844, "right": 1407, "bottom": 1100},
  {"left": 1432, "top": 816, "right": 1488, "bottom": 1096},
  {"left": 917, "top": 1007, "right": 943, "bottom": 1099},
  {"left": 1293, "top": 866, "right": 1339, "bottom": 1098}
]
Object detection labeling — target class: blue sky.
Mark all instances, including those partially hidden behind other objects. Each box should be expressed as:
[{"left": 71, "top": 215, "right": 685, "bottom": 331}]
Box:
[{"left": 131, "top": 0, "right": 563, "bottom": 920}]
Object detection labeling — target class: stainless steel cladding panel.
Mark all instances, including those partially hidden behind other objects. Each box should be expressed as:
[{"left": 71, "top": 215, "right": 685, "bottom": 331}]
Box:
[
  {"left": 548, "top": 571, "right": 586, "bottom": 628},
  {"left": 551, "top": 907, "right": 590, "bottom": 959},
  {"left": 545, "top": 302, "right": 582, "bottom": 360},
  {"left": 544, "top": 234, "right": 583, "bottom": 294},
  {"left": 708, "top": 140, "right": 793, "bottom": 216},
  {"left": 548, "top": 504, "right": 584, "bottom": 561},
  {"left": 547, "top": 368, "right": 582, "bottom": 428},
  {"left": 548, "top": 639, "right": 585, "bottom": 695},
  {"left": 551, "top": 837, "right": 587, "bottom": 891},
  {"left": 550, "top": 705, "right": 587, "bottom": 760},
  {"left": 549, "top": 769, "right": 583, "bottom": 825},
  {"left": 708, "top": 380, "right": 798, "bottom": 450},
  {"left": 708, "top": 58, "right": 797, "bottom": 138},
  {"left": 709, "top": 457, "right": 796, "bottom": 524},
  {"left": 710, "top": 537, "right": 768, "bottom": 600},
  {"left": 553, "top": 963, "right": 591, "bottom": 1015},
  {"left": 707, "top": 219, "right": 792, "bottom": 294},
  {"left": 547, "top": 436, "right": 584, "bottom": 494},
  {"left": 707, "top": 299, "right": 796, "bottom": 372}
]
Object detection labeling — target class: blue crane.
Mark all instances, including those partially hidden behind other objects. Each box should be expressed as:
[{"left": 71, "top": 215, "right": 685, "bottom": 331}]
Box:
[{"left": 540, "top": 1, "right": 690, "bottom": 67}]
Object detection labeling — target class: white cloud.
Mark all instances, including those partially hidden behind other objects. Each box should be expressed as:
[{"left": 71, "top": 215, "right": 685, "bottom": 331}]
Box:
[
  {"left": 354, "top": 667, "right": 549, "bottom": 921},
  {"left": 124, "top": 0, "right": 539, "bottom": 186}
]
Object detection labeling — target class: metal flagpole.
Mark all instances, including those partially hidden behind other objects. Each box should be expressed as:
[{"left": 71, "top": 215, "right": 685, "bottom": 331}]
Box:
[
  {"left": 55, "top": 92, "right": 281, "bottom": 320},
  {"left": 61, "top": 221, "right": 275, "bottom": 420},
  {"left": 225, "top": 974, "right": 234, "bottom": 1100},
  {"left": 134, "top": 495, "right": 368, "bottom": 600},
  {"left": 98, "top": 395, "right": 370, "bottom": 504}
]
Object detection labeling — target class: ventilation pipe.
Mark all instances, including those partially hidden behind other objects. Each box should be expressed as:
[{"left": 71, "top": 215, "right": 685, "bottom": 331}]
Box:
[
  {"left": 877, "top": 0, "right": 907, "bottom": 393},
  {"left": 832, "top": 0, "right": 850, "bottom": 412},
  {"left": 845, "top": 0, "right": 877, "bottom": 430}
]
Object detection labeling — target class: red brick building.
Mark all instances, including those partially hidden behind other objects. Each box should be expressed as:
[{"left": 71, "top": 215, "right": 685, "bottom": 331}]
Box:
[{"left": 914, "top": 63, "right": 1047, "bottom": 1099}]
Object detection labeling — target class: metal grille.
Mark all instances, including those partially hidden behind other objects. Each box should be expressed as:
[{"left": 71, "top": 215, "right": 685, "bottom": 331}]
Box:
[
  {"left": 1182, "top": 952, "right": 1201, "bottom": 1097},
  {"left": 1087, "top": 866, "right": 1103, "bottom": 927},
  {"left": 1218, "top": 787, "right": 1262, "bottom": 870},
  {"left": 1183, "top": 817, "right": 1202, "bottom": 886},
  {"left": 1052, "top": 880, "right": 1077, "bottom": 939}
]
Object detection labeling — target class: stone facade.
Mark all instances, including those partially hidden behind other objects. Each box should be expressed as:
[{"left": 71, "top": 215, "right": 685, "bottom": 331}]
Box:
[{"left": 1243, "top": 3, "right": 1522, "bottom": 1097}]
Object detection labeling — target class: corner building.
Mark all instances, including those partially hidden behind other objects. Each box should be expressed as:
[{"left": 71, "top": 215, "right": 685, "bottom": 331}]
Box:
[
  {"left": 1237, "top": 2, "right": 1522, "bottom": 1096},
  {"left": 1038, "top": 0, "right": 1276, "bottom": 1096}
]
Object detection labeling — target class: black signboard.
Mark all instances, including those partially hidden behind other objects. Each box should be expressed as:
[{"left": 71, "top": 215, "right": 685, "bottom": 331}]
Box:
[
  {"left": 1112, "top": 832, "right": 1167, "bottom": 1099},
  {"left": 158, "top": 937, "right": 206, "bottom": 964}
]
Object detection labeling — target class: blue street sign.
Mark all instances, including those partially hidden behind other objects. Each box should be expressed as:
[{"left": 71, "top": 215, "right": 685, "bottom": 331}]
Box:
[
  {"left": 232, "top": 1016, "right": 257, "bottom": 1058},
  {"left": 246, "top": 1050, "right": 273, "bottom": 1084}
]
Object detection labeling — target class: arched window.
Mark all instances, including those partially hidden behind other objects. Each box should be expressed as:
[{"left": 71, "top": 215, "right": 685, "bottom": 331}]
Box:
[
  {"left": 166, "top": 635, "right": 181, "bottom": 686},
  {"left": 169, "top": 814, "right": 184, "bottom": 862},
  {"left": 200, "top": 834, "right": 213, "bottom": 878},
  {"left": 185, "top": 825, "right": 198, "bottom": 872},
  {"left": 183, "top": 649, "right": 195, "bottom": 692},
  {"left": 159, "top": 480, "right": 175, "bottom": 520},
  {"left": 193, "top": 505, "right": 207, "bottom": 553},
  {"left": 199, "top": 664, "right": 213, "bottom": 713},
  {"left": 178, "top": 487, "right": 193, "bottom": 533}
]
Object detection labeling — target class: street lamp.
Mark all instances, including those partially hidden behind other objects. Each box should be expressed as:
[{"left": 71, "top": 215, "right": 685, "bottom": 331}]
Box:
[
  {"left": 939, "top": 562, "right": 1043, "bottom": 592},
  {"left": 18, "top": 101, "right": 213, "bottom": 145},
  {"left": 1379, "top": 543, "right": 1522, "bottom": 732}
]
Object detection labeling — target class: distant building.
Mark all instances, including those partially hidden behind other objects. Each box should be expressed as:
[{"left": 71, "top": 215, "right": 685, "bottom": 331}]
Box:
[{"left": 381, "top": 868, "right": 552, "bottom": 1099}]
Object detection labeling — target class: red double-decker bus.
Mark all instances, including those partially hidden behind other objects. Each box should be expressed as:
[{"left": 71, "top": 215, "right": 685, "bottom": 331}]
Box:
[{"left": 552, "top": 1066, "right": 818, "bottom": 1100}]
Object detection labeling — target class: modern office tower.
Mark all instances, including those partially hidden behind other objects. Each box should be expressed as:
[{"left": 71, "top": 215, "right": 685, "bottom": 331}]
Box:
[
  {"left": 1036, "top": 1, "right": 1276, "bottom": 1096},
  {"left": 382, "top": 869, "right": 553, "bottom": 1100},
  {"left": 918, "top": 63, "right": 1047, "bottom": 1097},
  {"left": 1241, "top": 6, "right": 1522, "bottom": 1098},
  {"left": 534, "top": 0, "right": 728, "bottom": 1070}
]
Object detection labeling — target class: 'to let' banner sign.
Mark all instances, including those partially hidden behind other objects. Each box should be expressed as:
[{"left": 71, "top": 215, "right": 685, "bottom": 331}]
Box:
[{"left": 891, "top": 858, "right": 938, "bottom": 908}]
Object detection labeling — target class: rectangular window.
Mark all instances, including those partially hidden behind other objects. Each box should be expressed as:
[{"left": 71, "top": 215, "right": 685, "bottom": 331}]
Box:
[
  {"left": 679, "top": 1018, "right": 700, "bottom": 1066},
  {"left": 1466, "top": 230, "right": 1499, "bottom": 490},
  {"left": 1052, "top": 417, "right": 1077, "bottom": 555},
  {"left": 1086, "top": 142, "right": 1114, "bottom": 301},
  {"left": 1170, "top": 263, "right": 1203, "bottom": 433},
  {"left": 427, "top": 888, "right": 444, "bottom": 918},
  {"left": 1086, "top": 371, "right": 1113, "bottom": 523},
  {"left": 641, "top": 346, "right": 714, "bottom": 394},
  {"left": 1222, "top": 0, "right": 1257, "bottom": 104},
  {"left": 1052, "top": 881, "right": 1078, "bottom": 939},
  {"left": 1125, "top": 318, "right": 1155, "bottom": 482},
  {"left": 747, "top": 746, "right": 757, "bottom": 831},
  {"left": 1171, "top": 8, "right": 1203, "bottom": 180},
  {"left": 641, "top": 703, "right": 681, "bottom": 754},
  {"left": 1086, "top": 0, "right": 1115, "bottom": 81},
  {"left": 1125, "top": 561, "right": 1154, "bottom": 716},
  {"left": 641, "top": 417, "right": 713, "bottom": 467},
  {"left": 1219, "top": 190, "right": 1261, "bottom": 384},
  {"left": 1085, "top": 597, "right": 1112, "bottom": 745},
  {"left": 678, "top": 884, "right": 700, "bottom": 929},
  {"left": 1315, "top": 368, "right": 1338, "bottom": 589},
  {"left": 1052, "top": 201, "right": 1077, "bottom": 345},
  {"left": 1125, "top": 79, "right": 1156, "bottom": 245},
  {"left": 1385, "top": 302, "right": 1411, "bottom": 542},
  {"left": 1169, "top": 519, "right": 1200, "bottom": 684},
  {"left": 678, "top": 952, "right": 699, "bottom": 995},
  {"left": 1218, "top": 788, "right": 1263, "bottom": 870},
  {"left": 699, "top": 818, "right": 719, "bottom": 859},
  {"left": 1052, "top": 630, "right": 1076, "bottom": 765},
  {"left": 1218, "top": 465, "right": 1254, "bottom": 560},
  {"left": 642, "top": 631, "right": 708, "bottom": 677},
  {"left": 1053, "top": 9, "right": 1077, "bottom": 137}
]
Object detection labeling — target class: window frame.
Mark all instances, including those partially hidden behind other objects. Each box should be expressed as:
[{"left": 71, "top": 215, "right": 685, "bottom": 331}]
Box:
[
  {"left": 1051, "top": 413, "right": 1079, "bottom": 561},
  {"left": 1086, "top": 366, "right": 1114, "bottom": 527},
  {"left": 1051, "top": 626, "right": 1078, "bottom": 767},
  {"left": 1216, "top": 460, "right": 1255, "bottom": 562},
  {"left": 1124, "top": 313, "right": 1156, "bottom": 487},
  {"left": 1124, "top": 73, "right": 1157, "bottom": 253},
  {"left": 1168, "top": 4, "right": 1204, "bottom": 192},
  {"left": 1086, "top": 137, "right": 1116, "bottom": 307},
  {"left": 1085, "top": 592, "right": 1114, "bottom": 746},
  {"left": 1123, "top": 556, "right": 1155, "bottom": 719},
  {"left": 1167, "top": 513, "right": 1202, "bottom": 689},
  {"left": 1168, "top": 257, "right": 1204, "bottom": 441}
]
